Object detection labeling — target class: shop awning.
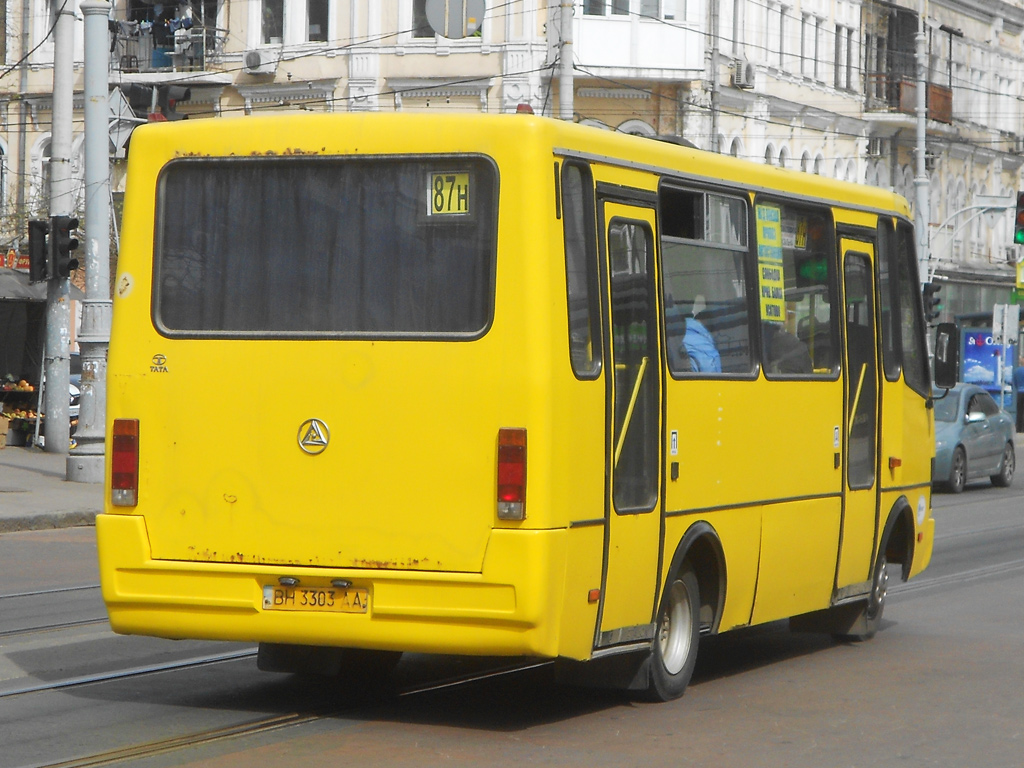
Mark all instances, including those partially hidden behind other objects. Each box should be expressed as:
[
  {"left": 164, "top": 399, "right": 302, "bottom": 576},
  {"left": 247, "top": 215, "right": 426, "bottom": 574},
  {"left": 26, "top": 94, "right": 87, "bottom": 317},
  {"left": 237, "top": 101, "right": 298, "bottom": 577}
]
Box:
[{"left": 0, "top": 268, "right": 86, "bottom": 301}]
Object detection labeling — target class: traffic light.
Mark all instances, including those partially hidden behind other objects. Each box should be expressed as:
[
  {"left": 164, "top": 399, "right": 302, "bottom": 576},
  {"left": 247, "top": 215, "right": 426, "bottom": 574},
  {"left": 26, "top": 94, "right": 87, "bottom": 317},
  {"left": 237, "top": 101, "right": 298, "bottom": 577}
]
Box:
[
  {"left": 922, "top": 282, "right": 942, "bottom": 323},
  {"left": 156, "top": 85, "right": 191, "bottom": 121},
  {"left": 50, "top": 215, "right": 80, "bottom": 278},
  {"left": 1014, "top": 191, "right": 1024, "bottom": 245},
  {"left": 27, "top": 219, "right": 51, "bottom": 282}
]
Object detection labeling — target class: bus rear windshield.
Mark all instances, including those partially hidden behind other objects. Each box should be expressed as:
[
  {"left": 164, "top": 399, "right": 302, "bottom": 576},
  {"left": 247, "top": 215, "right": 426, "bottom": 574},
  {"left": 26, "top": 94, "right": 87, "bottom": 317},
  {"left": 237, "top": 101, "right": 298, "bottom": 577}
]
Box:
[{"left": 153, "top": 156, "right": 497, "bottom": 338}]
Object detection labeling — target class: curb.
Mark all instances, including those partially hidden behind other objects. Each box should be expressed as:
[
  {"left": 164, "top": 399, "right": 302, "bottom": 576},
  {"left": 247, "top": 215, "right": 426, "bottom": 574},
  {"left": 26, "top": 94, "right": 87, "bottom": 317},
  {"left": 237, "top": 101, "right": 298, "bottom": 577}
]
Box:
[{"left": 0, "top": 510, "right": 98, "bottom": 533}]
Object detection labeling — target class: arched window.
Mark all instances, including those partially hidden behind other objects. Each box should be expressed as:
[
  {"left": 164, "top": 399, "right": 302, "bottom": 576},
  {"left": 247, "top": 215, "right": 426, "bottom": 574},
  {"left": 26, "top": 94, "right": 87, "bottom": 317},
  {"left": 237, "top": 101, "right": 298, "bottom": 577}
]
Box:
[
  {"left": 800, "top": 151, "right": 810, "bottom": 173},
  {"left": 30, "top": 136, "right": 52, "bottom": 210},
  {"left": 617, "top": 119, "right": 656, "bottom": 137},
  {"left": 729, "top": 137, "right": 742, "bottom": 158},
  {"left": 764, "top": 144, "right": 775, "bottom": 165},
  {"left": 778, "top": 146, "right": 789, "bottom": 168},
  {"left": 865, "top": 162, "right": 878, "bottom": 187}
]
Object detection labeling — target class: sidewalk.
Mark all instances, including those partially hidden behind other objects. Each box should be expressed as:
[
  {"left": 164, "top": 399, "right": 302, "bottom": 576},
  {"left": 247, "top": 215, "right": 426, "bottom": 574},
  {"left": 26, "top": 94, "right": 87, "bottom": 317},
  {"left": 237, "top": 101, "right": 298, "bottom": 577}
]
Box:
[{"left": 0, "top": 445, "right": 102, "bottom": 533}]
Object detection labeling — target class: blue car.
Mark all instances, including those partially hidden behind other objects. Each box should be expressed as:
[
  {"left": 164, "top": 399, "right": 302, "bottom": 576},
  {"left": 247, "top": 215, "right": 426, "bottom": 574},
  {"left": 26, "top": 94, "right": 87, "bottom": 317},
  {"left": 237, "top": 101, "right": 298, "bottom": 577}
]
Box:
[{"left": 933, "top": 383, "right": 1016, "bottom": 493}]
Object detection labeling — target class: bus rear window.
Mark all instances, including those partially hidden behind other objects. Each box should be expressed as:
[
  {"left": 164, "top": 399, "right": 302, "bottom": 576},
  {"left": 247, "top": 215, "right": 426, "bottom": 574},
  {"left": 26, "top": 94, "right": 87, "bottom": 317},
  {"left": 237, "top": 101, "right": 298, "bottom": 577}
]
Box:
[{"left": 153, "top": 157, "right": 497, "bottom": 337}]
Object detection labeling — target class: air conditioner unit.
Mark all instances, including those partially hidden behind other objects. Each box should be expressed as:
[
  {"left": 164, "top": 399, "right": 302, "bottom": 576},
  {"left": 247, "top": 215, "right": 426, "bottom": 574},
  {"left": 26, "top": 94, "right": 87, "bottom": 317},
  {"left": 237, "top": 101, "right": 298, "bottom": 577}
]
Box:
[
  {"left": 732, "top": 60, "right": 755, "bottom": 90},
  {"left": 243, "top": 49, "right": 279, "bottom": 76},
  {"left": 867, "top": 137, "right": 884, "bottom": 157},
  {"left": 1004, "top": 246, "right": 1019, "bottom": 265}
]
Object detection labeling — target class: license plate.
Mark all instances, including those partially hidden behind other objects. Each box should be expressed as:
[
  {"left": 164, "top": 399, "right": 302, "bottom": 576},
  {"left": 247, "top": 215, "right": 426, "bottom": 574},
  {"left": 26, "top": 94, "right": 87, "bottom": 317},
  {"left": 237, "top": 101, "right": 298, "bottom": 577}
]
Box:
[{"left": 262, "top": 585, "right": 369, "bottom": 614}]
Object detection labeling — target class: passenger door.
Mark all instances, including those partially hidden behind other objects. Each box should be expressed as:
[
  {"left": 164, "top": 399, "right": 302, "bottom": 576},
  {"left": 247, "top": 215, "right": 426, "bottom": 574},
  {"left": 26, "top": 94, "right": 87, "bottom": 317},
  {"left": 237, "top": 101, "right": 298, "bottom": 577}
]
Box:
[
  {"left": 837, "top": 240, "right": 880, "bottom": 589},
  {"left": 966, "top": 392, "right": 1003, "bottom": 471},
  {"left": 597, "top": 201, "right": 664, "bottom": 647}
]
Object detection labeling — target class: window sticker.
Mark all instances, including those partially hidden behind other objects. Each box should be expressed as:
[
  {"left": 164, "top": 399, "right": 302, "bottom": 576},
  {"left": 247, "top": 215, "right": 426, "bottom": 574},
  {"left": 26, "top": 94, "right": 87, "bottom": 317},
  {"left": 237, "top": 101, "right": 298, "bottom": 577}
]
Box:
[
  {"left": 428, "top": 172, "right": 471, "bottom": 216},
  {"left": 756, "top": 204, "right": 785, "bottom": 323}
]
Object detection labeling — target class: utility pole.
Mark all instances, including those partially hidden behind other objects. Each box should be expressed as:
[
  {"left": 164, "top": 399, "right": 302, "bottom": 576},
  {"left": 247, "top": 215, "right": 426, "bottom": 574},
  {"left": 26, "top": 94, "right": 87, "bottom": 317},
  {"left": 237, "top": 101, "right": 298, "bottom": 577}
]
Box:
[
  {"left": 43, "top": 0, "right": 76, "bottom": 455},
  {"left": 913, "top": 0, "right": 930, "bottom": 285},
  {"left": 558, "top": 0, "right": 574, "bottom": 120},
  {"left": 709, "top": 0, "right": 720, "bottom": 153},
  {"left": 68, "top": 0, "right": 113, "bottom": 483}
]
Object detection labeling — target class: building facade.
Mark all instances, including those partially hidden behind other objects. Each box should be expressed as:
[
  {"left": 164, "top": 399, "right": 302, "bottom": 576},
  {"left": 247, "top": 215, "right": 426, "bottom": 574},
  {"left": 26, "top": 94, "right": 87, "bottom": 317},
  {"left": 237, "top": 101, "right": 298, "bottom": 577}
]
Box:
[{"left": 0, "top": 0, "right": 1022, "bottom": 320}]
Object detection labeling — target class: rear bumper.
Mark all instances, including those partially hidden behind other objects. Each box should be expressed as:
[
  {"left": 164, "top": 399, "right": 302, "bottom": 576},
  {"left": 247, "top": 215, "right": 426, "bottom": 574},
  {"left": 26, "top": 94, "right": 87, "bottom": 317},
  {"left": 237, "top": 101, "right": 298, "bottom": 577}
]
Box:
[{"left": 97, "top": 513, "right": 567, "bottom": 657}]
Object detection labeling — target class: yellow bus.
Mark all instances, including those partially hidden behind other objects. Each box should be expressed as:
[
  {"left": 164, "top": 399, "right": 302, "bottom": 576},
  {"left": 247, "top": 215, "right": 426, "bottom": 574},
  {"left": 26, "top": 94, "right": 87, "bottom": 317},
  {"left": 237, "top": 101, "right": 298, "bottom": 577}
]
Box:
[{"left": 98, "top": 112, "right": 951, "bottom": 700}]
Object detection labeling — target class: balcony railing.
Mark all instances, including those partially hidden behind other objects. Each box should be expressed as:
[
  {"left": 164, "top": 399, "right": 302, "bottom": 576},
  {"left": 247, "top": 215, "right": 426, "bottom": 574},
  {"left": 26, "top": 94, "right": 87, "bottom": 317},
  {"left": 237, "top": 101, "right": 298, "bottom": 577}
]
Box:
[
  {"left": 111, "top": 25, "right": 227, "bottom": 74},
  {"left": 865, "top": 74, "right": 953, "bottom": 124}
]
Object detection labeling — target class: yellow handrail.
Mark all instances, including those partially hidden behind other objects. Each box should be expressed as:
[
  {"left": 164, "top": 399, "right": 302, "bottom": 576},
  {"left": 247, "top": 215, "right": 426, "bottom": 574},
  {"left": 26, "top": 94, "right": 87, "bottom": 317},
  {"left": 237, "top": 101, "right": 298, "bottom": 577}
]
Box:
[
  {"left": 849, "top": 362, "right": 867, "bottom": 436},
  {"left": 614, "top": 356, "right": 649, "bottom": 468}
]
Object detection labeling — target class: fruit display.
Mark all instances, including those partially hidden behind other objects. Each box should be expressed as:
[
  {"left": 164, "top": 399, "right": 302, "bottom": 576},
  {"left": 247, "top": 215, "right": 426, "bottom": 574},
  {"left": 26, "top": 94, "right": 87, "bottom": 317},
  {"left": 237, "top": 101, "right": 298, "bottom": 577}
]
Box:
[
  {"left": 1, "top": 379, "right": 35, "bottom": 392},
  {"left": 4, "top": 408, "right": 37, "bottom": 420}
]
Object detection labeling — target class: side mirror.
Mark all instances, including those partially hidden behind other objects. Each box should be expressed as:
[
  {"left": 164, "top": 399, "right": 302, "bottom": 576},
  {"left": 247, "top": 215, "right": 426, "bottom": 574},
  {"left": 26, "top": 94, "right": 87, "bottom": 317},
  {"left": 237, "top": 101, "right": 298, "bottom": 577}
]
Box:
[
  {"left": 965, "top": 411, "right": 986, "bottom": 424},
  {"left": 933, "top": 322, "right": 960, "bottom": 390}
]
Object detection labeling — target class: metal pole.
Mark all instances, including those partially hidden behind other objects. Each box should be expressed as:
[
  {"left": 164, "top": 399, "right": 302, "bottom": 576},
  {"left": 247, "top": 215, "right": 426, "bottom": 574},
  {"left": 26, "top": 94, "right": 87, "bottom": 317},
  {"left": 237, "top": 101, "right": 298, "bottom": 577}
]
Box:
[
  {"left": 15, "top": 0, "right": 31, "bottom": 225},
  {"left": 43, "top": 0, "right": 75, "bottom": 455},
  {"left": 913, "top": 0, "right": 930, "bottom": 286},
  {"left": 558, "top": 0, "right": 574, "bottom": 120},
  {"left": 709, "top": 0, "right": 720, "bottom": 152},
  {"left": 69, "top": 0, "right": 113, "bottom": 483}
]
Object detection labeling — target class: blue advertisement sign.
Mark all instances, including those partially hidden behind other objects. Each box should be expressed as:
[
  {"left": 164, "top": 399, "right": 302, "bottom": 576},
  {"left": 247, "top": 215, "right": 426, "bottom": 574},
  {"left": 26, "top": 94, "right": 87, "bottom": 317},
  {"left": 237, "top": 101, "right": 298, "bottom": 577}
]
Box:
[{"left": 962, "top": 328, "right": 1017, "bottom": 410}]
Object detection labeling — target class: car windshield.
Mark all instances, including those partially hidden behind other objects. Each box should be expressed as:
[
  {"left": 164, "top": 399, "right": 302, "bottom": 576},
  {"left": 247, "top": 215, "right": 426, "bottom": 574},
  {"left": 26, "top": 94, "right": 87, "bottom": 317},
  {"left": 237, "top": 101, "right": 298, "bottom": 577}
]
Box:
[{"left": 933, "top": 390, "right": 962, "bottom": 422}]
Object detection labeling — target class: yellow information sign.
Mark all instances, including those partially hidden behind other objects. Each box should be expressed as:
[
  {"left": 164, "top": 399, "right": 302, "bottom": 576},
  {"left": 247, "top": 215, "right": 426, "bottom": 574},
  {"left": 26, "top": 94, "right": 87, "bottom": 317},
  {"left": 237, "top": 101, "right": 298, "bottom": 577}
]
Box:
[
  {"left": 428, "top": 172, "right": 470, "bottom": 216},
  {"left": 756, "top": 205, "right": 786, "bottom": 323}
]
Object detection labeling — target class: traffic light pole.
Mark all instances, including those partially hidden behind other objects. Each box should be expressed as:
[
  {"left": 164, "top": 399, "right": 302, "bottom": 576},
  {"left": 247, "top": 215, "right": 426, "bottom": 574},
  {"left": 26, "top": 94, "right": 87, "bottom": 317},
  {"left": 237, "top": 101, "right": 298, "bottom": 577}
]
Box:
[
  {"left": 68, "top": 0, "right": 113, "bottom": 483},
  {"left": 42, "top": 0, "right": 76, "bottom": 455}
]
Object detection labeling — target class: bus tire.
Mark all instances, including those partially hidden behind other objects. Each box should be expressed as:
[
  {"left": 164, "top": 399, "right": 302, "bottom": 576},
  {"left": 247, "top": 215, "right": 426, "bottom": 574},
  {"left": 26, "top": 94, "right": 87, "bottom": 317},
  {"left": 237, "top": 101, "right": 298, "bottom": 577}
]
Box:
[
  {"left": 645, "top": 568, "right": 700, "bottom": 701},
  {"left": 834, "top": 550, "right": 888, "bottom": 642}
]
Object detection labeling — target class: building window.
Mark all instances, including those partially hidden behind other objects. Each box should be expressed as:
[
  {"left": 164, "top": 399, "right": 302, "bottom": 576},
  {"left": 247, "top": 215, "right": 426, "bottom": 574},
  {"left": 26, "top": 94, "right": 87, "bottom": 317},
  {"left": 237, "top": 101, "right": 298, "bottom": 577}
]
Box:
[
  {"left": 307, "top": 0, "right": 327, "bottom": 41},
  {"left": 834, "top": 25, "right": 846, "bottom": 89},
  {"left": 412, "top": 0, "right": 433, "bottom": 37},
  {"left": 584, "top": 0, "right": 629, "bottom": 15},
  {"left": 731, "top": 0, "right": 743, "bottom": 54},
  {"left": 262, "top": 0, "right": 283, "bottom": 43}
]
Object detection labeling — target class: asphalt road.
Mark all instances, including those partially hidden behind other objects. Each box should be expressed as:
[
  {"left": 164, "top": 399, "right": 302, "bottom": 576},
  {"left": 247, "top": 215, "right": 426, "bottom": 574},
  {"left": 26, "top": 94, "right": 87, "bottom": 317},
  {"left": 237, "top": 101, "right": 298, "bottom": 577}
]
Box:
[{"left": 1, "top": 480, "right": 1022, "bottom": 768}]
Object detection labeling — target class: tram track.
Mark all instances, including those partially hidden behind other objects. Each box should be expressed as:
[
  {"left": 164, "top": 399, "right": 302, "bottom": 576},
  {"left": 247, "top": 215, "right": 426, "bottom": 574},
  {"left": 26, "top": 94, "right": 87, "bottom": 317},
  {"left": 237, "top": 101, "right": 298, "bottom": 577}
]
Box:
[
  {"left": 15, "top": 656, "right": 552, "bottom": 768},
  {"left": 0, "top": 583, "right": 108, "bottom": 639},
  {"left": 0, "top": 616, "right": 109, "bottom": 640},
  {"left": 891, "top": 555, "right": 1024, "bottom": 597}
]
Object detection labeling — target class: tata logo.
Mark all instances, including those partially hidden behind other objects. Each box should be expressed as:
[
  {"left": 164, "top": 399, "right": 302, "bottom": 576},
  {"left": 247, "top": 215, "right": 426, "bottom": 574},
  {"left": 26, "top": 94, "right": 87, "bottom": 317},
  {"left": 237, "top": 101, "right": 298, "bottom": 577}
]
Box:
[
  {"left": 150, "top": 354, "right": 169, "bottom": 373},
  {"left": 298, "top": 418, "right": 330, "bottom": 455}
]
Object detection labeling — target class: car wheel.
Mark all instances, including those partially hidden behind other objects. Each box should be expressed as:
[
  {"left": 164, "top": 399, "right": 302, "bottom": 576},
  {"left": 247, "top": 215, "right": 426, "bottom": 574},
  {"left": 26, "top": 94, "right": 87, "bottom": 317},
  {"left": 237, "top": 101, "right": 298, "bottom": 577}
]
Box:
[
  {"left": 642, "top": 569, "right": 700, "bottom": 701},
  {"left": 947, "top": 446, "right": 966, "bottom": 493},
  {"left": 991, "top": 442, "right": 1015, "bottom": 488}
]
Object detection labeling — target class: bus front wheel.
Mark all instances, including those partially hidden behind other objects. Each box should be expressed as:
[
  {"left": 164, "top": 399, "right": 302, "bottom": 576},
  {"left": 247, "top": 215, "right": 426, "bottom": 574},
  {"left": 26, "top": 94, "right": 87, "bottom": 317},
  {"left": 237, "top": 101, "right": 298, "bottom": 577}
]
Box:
[{"left": 645, "top": 568, "right": 700, "bottom": 701}]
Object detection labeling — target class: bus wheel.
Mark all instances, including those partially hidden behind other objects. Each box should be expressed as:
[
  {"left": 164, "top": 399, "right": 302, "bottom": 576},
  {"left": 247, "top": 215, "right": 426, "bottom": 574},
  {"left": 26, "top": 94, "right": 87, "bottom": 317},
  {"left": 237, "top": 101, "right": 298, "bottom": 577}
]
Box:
[
  {"left": 645, "top": 569, "right": 700, "bottom": 701},
  {"left": 834, "top": 551, "right": 888, "bottom": 642}
]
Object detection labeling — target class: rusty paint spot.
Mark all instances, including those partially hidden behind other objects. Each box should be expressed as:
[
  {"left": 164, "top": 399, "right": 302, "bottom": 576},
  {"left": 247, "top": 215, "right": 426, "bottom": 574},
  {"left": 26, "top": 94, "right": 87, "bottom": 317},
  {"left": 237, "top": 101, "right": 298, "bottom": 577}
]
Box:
[{"left": 223, "top": 494, "right": 237, "bottom": 504}]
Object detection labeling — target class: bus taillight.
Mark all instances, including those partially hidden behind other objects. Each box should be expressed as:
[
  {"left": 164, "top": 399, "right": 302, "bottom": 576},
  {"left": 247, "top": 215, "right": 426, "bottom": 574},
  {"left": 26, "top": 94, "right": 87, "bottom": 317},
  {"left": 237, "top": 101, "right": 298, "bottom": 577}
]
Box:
[
  {"left": 111, "top": 418, "right": 139, "bottom": 507},
  {"left": 497, "top": 427, "right": 526, "bottom": 521}
]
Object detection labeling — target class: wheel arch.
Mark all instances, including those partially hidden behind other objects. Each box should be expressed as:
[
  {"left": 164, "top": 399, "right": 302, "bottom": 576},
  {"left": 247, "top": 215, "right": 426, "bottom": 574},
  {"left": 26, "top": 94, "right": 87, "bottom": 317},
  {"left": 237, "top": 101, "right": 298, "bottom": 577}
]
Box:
[
  {"left": 881, "top": 496, "right": 916, "bottom": 583},
  {"left": 663, "top": 521, "right": 727, "bottom": 635}
]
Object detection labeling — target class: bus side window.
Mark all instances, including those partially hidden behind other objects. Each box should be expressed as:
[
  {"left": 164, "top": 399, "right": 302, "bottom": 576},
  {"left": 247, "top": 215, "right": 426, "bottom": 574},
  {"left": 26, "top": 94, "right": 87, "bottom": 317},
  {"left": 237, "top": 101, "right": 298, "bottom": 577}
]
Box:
[
  {"left": 660, "top": 187, "right": 753, "bottom": 376},
  {"left": 876, "top": 218, "right": 901, "bottom": 381},
  {"left": 894, "top": 220, "right": 930, "bottom": 397},
  {"left": 758, "top": 203, "right": 838, "bottom": 377},
  {"left": 562, "top": 162, "right": 602, "bottom": 378}
]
